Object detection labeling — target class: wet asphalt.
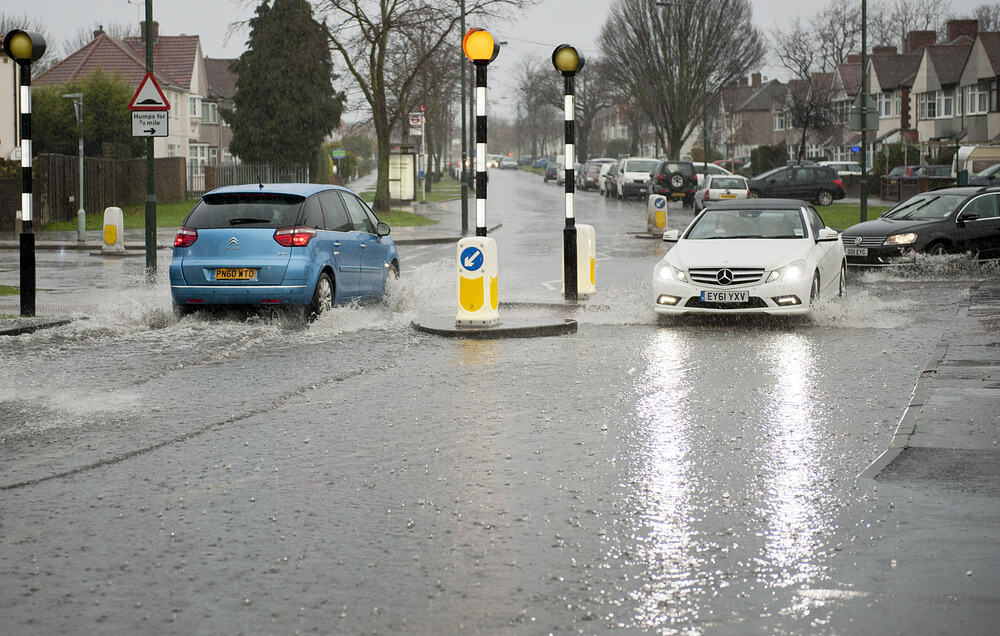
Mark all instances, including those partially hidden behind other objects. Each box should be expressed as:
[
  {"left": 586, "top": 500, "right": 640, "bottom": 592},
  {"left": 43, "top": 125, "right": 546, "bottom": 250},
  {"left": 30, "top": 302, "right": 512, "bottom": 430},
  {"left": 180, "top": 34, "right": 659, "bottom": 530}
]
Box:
[{"left": 0, "top": 169, "right": 997, "bottom": 634}]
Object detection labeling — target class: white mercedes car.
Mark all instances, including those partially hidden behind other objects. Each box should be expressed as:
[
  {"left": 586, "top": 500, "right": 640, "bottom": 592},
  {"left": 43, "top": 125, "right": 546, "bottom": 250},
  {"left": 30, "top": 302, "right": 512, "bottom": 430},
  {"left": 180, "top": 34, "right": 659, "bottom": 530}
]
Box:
[{"left": 653, "top": 199, "right": 846, "bottom": 316}]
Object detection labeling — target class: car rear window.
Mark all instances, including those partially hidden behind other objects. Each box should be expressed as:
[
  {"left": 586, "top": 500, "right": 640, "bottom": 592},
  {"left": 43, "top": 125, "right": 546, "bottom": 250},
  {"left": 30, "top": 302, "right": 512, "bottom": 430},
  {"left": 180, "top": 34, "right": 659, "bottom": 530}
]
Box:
[
  {"left": 708, "top": 177, "right": 746, "bottom": 189},
  {"left": 625, "top": 160, "right": 658, "bottom": 173},
  {"left": 185, "top": 193, "right": 305, "bottom": 229}
]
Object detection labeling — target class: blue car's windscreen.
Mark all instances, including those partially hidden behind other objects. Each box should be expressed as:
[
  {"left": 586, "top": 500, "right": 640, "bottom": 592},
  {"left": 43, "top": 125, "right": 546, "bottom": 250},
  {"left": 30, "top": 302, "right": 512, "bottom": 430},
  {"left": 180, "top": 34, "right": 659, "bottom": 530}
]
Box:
[{"left": 184, "top": 193, "right": 305, "bottom": 229}]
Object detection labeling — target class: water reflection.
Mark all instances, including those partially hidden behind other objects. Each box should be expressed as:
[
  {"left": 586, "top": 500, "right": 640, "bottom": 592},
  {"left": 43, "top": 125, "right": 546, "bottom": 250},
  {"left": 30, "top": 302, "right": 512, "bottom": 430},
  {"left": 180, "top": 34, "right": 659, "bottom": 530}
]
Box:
[
  {"left": 631, "top": 329, "right": 699, "bottom": 627},
  {"left": 760, "top": 333, "right": 828, "bottom": 588}
]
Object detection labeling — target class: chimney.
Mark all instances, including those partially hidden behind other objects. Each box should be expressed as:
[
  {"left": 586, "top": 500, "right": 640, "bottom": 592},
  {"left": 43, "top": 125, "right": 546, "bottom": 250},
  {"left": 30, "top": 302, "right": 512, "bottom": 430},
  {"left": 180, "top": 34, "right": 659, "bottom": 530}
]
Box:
[
  {"left": 847, "top": 53, "right": 861, "bottom": 64},
  {"left": 905, "top": 30, "right": 936, "bottom": 54},
  {"left": 751, "top": 72, "right": 761, "bottom": 88},
  {"left": 93, "top": 25, "right": 105, "bottom": 40},
  {"left": 873, "top": 45, "right": 897, "bottom": 55},
  {"left": 946, "top": 19, "right": 978, "bottom": 43},
  {"left": 139, "top": 20, "right": 159, "bottom": 45}
]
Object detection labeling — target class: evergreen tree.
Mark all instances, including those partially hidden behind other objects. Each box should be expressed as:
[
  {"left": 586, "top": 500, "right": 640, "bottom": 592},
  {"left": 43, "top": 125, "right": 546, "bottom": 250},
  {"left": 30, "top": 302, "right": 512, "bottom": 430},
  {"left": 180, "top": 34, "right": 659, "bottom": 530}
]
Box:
[{"left": 226, "top": 0, "right": 344, "bottom": 172}]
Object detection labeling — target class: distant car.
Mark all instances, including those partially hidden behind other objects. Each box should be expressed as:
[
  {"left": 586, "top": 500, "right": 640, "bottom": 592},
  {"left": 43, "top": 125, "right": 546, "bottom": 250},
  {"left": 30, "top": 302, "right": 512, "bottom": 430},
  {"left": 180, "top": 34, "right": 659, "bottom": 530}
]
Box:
[
  {"left": 887, "top": 165, "right": 920, "bottom": 178},
  {"left": 748, "top": 165, "right": 845, "bottom": 206},
  {"left": 544, "top": 162, "right": 562, "bottom": 183},
  {"left": 694, "top": 175, "right": 750, "bottom": 212},
  {"left": 534, "top": 157, "right": 552, "bottom": 169},
  {"left": 649, "top": 160, "right": 697, "bottom": 207},
  {"left": 840, "top": 186, "right": 1000, "bottom": 267},
  {"left": 818, "top": 160, "right": 865, "bottom": 176},
  {"left": 603, "top": 161, "right": 620, "bottom": 198},
  {"left": 499, "top": 156, "right": 518, "bottom": 170},
  {"left": 653, "top": 199, "right": 846, "bottom": 316},
  {"left": 578, "top": 158, "right": 614, "bottom": 191},
  {"left": 694, "top": 162, "right": 734, "bottom": 188},
  {"left": 170, "top": 183, "right": 399, "bottom": 319},
  {"left": 598, "top": 161, "right": 616, "bottom": 195},
  {"left": 714, "top": 159, "right": 745, "bottom": 173},
  {"left": 968, "top": 163, "right": 1000, "bottom": 186}
]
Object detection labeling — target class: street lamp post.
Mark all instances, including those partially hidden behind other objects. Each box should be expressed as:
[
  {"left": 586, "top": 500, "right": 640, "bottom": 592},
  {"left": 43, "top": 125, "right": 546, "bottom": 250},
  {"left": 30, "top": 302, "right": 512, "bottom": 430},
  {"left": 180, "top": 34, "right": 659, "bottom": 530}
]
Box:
[
  {"left": 3, "top": 29, "right": 46, "bottom": 318},
  {"left": 63, "top": 92, "right": 85, "bottom": 243},
  {"left": 657, "top": 0, "right": 709, "bottom": 176}
]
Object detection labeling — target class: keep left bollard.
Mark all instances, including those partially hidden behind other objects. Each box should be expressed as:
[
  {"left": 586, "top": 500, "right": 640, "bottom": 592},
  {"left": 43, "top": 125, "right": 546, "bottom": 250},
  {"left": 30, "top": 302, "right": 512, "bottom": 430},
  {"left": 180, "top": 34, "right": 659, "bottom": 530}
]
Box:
[
  {"left": 647, "top": 194, "right": 668, "bottom": 234},
  {"left": 102, "top": 207, "right": 126, "bottom": 254},
  {"left": 456, "top": 237, "right": 498, "bottom": 325}
]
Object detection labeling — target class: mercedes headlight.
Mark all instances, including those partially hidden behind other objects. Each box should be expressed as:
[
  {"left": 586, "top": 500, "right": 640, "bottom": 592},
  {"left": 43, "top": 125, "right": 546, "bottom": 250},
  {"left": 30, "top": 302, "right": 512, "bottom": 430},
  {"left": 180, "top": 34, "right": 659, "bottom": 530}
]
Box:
[
  {"left": 884, "top": 232, "right": 917, "bottom": 246},
  {"left": 656, "top": 263, "right": 687, "bottom": 282},
  {"left": 766, "top": 259, "right": 806, "bottom": 283}
]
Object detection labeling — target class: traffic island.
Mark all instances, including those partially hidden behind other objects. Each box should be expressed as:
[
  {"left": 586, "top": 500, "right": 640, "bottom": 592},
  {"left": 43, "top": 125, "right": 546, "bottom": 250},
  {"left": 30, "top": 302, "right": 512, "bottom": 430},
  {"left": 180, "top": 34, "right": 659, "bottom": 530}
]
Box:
[{"left": 410, "top": 316, "right": 577, "bottom": 339}]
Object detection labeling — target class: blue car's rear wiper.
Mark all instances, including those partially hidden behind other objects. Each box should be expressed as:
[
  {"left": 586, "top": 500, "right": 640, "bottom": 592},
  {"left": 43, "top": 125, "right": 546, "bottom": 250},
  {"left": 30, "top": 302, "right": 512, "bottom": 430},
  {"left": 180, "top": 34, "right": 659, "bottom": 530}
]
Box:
[{"left": 228, "top": 218, "right": 271, "bottom": 225}]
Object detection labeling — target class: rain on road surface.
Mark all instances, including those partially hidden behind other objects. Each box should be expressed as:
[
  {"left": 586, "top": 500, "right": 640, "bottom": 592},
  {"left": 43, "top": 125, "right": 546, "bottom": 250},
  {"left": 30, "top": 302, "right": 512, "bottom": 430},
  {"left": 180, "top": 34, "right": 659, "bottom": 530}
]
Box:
[{"left": 1, "top": 169, "right": 995, "bottom": 633}]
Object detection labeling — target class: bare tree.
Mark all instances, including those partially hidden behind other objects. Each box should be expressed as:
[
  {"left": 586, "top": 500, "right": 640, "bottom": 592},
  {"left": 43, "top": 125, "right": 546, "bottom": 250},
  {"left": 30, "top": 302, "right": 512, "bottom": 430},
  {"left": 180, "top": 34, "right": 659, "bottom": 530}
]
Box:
[
  {"left": 314, "top": 0, "right": 528, "bottom": 212},
  {"left": 599, "top": 0, "right": 765, "bottom": 159},
  {"left": 515, "top": 60, "right": 559, "bottom": 160},
  {"left": 1, "top": 12, "right": 57, "bottom": 70},
  {"left": 530, "top": 56, "right": 617, "bottom": 161},
  {"left": 772, "top": 1, "right": 861, "bottom": 76},
  {"left": 869, "top": 0, "right": 950, "bottom": 49},
  {"left": 971, "top": 3, "right": 1000, "bottom": 31}
]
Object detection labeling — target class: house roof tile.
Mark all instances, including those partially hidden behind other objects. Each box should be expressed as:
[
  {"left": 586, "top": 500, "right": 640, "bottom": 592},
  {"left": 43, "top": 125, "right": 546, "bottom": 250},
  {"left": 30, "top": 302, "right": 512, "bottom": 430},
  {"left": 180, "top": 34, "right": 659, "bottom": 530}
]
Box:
[
  {"left": 122, "top": 35, "right": 200, "bottom": 89},
  {"left": 926, "top": 43, "right": 972, "bottom": 86},
  {"left": 34, "top": 33, "right": 178, "bottom": 89},
  {"left": 204, "top": 57, "right": 237, "bottom": 100},
  {"left": 870, "top": 52, "right": 921, "bottom": 90}
]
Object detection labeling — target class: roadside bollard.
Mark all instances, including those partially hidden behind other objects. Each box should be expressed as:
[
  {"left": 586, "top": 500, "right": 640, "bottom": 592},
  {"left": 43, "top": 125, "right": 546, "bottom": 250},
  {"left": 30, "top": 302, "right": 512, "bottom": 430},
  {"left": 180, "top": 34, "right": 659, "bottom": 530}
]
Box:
[
  {"left": 563, "top": 224, "right": 595, "bottom": 298},
  {"left": 647, "top": 194, "right": 668, "bottom": 234},
  {"left": 102, "top": 207, "right": 125, "bottom": 254},
  {"left": 456, "top": 237, "right": 498, "bottom": 325}
]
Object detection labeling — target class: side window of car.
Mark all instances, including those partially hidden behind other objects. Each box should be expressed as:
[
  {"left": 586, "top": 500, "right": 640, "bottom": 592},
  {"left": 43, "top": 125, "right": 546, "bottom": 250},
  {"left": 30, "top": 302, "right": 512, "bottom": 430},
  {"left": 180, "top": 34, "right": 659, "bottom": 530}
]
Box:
[
  {"left": 300, "top": 195, "right": 326, "bottom": 229},
  {"left": 342, "top": 193, "right": 376, "bottom": 233},
  {"left": 963, "top": 194, "right": 1000, "bottom": 220},
  {"left": 318, "top": 191, "right": 353, "bottom": 232},
  {"left": 771, "top": 168, "right": 791, "bottom": 183},
  {"left": 806, "top": 207, "right": 825, "bottom": 236}
]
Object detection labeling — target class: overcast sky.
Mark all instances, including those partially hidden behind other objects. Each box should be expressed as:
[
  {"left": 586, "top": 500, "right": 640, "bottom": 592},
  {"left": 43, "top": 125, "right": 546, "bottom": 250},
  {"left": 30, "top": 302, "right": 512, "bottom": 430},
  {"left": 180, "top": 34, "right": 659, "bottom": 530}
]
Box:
[{"left": 19, "top": 0, "right": 988, "bottom": 118}]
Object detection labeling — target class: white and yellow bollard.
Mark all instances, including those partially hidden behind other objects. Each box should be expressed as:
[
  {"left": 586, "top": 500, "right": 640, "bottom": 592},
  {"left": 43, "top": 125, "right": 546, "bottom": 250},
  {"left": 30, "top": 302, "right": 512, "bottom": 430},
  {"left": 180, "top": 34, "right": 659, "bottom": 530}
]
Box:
[
  {"left": 102, "top": 206, "right": 126, "bottom": 254},
  {"left": 647, "top": 194, "right": 668, "bottom": 234},
  {"left": 563, "top": 224, "right": 596, "bottom": 298},
  {"left": 456, "top": 237, "right": 499, "bottom": 326}
]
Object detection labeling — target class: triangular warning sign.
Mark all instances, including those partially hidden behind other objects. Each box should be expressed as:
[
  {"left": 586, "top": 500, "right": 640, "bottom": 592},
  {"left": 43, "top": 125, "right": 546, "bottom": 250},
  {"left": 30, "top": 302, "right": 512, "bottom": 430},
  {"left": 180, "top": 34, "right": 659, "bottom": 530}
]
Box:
[{"left": 128, "top": 72, "right": 170, "bottom": 111}]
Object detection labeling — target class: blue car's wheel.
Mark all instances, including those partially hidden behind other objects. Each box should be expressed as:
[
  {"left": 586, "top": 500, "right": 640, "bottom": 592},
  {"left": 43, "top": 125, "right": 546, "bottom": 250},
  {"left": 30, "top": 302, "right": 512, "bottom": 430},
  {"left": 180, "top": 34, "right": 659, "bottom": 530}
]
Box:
[{"left": 307, "top": 272, "right": 333, "bottom": 321}]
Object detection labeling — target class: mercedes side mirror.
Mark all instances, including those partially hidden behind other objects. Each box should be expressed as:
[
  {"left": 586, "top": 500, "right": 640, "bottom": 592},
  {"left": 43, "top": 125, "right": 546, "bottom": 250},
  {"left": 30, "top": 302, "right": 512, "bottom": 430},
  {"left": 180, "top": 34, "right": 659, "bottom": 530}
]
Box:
[{"left": 662, "top": 229, "right": 680, "bottom": 242}]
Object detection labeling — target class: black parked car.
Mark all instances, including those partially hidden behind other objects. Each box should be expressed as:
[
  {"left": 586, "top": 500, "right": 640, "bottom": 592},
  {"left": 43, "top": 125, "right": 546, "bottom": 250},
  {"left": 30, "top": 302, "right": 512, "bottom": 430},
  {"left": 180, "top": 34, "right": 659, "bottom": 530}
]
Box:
[
  {"left": 841, "top": 186, "right": 1000, "bottom": 267},
  {"left": 748, "top": 165, "right": 845, "bottom": 206},
  {"left": 649, "top": 160, "right": 697, "bottom": 207}
]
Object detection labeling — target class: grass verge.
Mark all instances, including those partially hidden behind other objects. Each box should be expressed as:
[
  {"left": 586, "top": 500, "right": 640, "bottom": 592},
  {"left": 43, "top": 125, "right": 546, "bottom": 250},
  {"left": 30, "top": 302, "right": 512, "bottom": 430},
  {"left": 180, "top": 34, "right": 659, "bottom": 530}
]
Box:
[
  {"left": 0, "top": 285, "right": 18, "bottom": 296},
  {"left": 44, "top": 200, "right": 198, "bottom": 232},
  {"left": 819, "top": 202, "right": 892, "bottom": 230}
]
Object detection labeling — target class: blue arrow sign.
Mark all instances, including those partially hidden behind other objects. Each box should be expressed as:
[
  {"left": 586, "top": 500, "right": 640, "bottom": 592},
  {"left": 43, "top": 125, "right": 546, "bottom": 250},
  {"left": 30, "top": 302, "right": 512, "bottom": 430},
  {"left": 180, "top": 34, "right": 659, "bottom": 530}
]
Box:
[
  {"left": 460, "top": 246, "right": 484, "bottom": 272},
  {"left": 654, "top": 197, "right": 667, "bottom": 209}
]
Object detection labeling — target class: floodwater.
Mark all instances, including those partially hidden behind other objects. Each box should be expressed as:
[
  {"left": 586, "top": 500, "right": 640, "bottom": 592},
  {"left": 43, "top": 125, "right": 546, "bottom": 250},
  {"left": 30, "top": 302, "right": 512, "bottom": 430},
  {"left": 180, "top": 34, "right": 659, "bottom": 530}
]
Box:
[{"left": 2, "top": 172, "right": 997, "bottom": 633}]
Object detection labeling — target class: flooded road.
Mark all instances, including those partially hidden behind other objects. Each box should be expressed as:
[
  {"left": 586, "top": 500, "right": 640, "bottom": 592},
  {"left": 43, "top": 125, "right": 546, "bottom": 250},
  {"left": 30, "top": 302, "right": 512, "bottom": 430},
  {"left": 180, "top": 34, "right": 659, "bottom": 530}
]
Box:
[{"left": 1, "top": 171, "right": 996, "bottom": 633}]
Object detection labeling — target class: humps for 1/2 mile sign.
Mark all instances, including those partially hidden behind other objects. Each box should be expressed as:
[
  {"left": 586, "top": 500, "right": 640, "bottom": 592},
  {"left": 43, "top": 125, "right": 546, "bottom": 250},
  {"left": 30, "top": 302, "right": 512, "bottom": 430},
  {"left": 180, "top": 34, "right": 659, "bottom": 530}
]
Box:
[{"left": 128, "top": 72, "right": 170, "bottom": 137}]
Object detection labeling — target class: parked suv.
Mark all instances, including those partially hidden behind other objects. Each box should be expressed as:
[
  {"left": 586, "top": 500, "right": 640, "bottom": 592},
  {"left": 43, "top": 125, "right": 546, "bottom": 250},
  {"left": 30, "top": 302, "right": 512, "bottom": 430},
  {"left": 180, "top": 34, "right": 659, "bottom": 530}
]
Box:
[
  {"left": 747, "top": 165, "right": 845, "bottom": 206},
  {"left": 841, "top": 186, "right": 1000, "bottom": 266},
  {"left": 649, "top": 160, "right": 697, "bottom": 207}
]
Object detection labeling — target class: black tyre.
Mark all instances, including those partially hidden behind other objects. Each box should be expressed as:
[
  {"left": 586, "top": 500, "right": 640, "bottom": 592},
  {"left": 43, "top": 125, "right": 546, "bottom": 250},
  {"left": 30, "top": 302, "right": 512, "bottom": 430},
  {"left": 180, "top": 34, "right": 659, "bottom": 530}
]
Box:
[
  {"left": 307, "top": 272, "right": 334, "bottom": 321},
  {"left": 926, "top": 242, "right": 948, "bottom": 256},
  {"left": 817, "top": 190, "right": 833, "bottom": 206},
  {"left": 670, "top": 173, "right": 684, "bottom": 189},
  {"left": 749, "top": 190, "right": 760, "bottom": 198},
  {"left": 838, "top": 263, "right": 847, "bottom": 297}
]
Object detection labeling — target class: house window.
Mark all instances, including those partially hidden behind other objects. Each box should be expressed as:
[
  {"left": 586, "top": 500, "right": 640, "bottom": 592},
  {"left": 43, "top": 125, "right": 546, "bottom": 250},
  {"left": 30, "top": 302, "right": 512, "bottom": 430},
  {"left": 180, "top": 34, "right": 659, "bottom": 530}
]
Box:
[
  {"left": 773, "top": 111, "right": 787, "bottom": 131},
  {"left": 877, "top": 91, "right": 894, "bottom": 117},
  {"left": 991, "top": 79, "right": 998, "bottom": 112},
  {"left": 920, "top": 90, "right": 956, "bottom": 119},
  {"left": 189, "top": 143, "right": 208, "bottom": 175},
  {"left": 201, "top": 102, "right": 219, "bottom": 124},
  {"left": 189, "top": 95, "right": 202, "bottom": 119},
  {"left": 966, "top": 83, "right": 989, "bottom": 115}
]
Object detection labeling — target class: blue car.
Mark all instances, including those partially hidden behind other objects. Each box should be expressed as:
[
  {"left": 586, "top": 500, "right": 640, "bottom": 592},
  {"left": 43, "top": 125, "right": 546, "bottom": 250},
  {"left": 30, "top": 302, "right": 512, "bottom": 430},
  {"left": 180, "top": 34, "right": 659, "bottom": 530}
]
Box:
[{"left": 169, "top": 183, "right": 399, "bottom": 319}]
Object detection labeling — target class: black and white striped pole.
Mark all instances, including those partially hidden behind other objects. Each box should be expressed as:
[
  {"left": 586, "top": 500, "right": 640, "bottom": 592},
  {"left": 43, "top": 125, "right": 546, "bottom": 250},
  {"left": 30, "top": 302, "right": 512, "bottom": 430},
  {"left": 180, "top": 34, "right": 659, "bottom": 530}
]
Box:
[
  {"left": 552, "top": 45, "right": 595, "bottom": 301},
  {"left": 456, "top": 29, "right": 501, "bottom": 326},
  {"left": 4, "top": 30, "right": 46, "bottom": 318}
]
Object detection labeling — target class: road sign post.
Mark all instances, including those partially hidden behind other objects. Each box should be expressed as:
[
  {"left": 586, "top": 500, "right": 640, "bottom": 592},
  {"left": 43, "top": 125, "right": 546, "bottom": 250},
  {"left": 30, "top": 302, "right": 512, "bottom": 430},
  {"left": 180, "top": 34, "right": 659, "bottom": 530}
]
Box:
[{"left": 128, "top": 53, "right": 171, "bottom": 280}]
